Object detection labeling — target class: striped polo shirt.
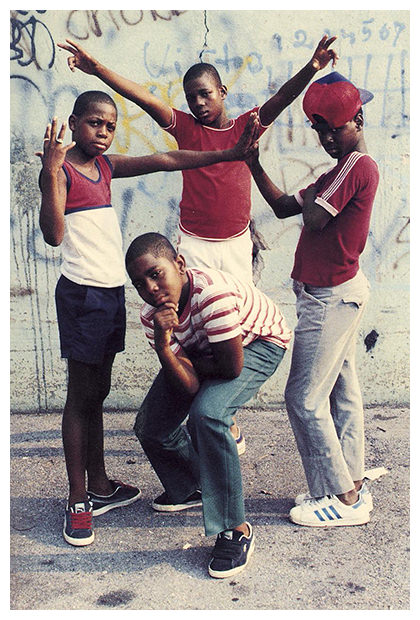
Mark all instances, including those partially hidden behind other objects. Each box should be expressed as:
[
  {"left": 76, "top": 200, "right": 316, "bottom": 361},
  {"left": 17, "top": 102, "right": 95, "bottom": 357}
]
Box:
[{"left": 140, "top": 268, "right": 292, "bottom": 356}]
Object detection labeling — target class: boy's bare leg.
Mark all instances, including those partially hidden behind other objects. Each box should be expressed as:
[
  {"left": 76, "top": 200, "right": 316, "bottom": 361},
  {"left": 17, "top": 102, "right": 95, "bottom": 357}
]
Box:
[
  {"left": 62, "top": 357, "right": 114, "bottom": 506},
  {"left": 86, "top": 354, "right": 116, "bottom": 495}
]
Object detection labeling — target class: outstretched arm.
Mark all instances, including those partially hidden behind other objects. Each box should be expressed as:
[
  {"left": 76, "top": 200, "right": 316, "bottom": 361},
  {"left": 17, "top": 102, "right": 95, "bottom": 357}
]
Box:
[
  {"left": 109, "top": 113, "right": 259, "bottom": 178},
  {"left": 246, "top": 148, "right": 301, "bottom": 219},
  {"left": 57, "top": 39, "right": 173, "bottom": 127},
  {"left": 259, "top": 35, "right": 339, "bottom": 127},
  {"left": 36, "top": 118, "right": 75, "bottom": 246}
]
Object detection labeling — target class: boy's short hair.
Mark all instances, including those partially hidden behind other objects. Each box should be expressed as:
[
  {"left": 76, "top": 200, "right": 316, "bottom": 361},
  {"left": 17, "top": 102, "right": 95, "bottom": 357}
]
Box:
[
  {"left": 72, "top": 91, "right": 117, "bottom": 117},
  {"left": 303, "top": 72, "right": 373, "bottom": 128},
  {"left": 183, "top": 63, "right": 223, "bottom": 88},
  {"left": 125, "top": 233, "right": 177, "bottom": 268}
]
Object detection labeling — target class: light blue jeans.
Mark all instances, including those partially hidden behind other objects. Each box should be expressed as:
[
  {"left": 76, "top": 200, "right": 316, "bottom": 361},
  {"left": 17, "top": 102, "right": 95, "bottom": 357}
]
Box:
[
  {"left": 134, "top": 339, "right": 285, "bottom": 536},
  {"left": 285, "top": 270, "right": 370, "bottom": 498}
]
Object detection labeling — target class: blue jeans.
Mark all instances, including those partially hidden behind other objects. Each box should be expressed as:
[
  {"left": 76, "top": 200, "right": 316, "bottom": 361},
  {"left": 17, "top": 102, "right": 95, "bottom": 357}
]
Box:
[
  {"left": 134, "top": 339, "right": 285, "bottom": 536},
  {"left": 285, "top": 270, "right": 370, "bottom": 498}
]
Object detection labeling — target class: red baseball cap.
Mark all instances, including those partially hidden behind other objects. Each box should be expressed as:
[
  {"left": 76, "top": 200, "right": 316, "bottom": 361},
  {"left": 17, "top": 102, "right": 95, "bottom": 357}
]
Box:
[{"left": 303, "top": 72, "right": 374, "bottom": 128}]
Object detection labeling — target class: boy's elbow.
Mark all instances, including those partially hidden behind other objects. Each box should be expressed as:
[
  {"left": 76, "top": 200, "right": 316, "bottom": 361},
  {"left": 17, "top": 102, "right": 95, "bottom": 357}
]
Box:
[
  {"left": 304, "top": 218, "right": 324, "bottom": 232},
  {"left": 42, "top": 230, "right": 63, "bottom": 247},
  {"left": 303, "top": 214, "right": 328, "bottom": 232},
  {"left": 221, "top": 362, "right": 243, "bottom": 380}
]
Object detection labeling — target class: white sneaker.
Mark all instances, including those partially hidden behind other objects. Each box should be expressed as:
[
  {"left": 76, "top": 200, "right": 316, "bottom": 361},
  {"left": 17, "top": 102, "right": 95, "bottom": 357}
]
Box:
[
  {"left": 295, "top": 482, "right": 373, "bottom": 511},
  {"left": 235, "top": 428, "right": 246, "bottom": 456},
  {"left": 289, "top": 493, "right": 370, "bottom": 527}
]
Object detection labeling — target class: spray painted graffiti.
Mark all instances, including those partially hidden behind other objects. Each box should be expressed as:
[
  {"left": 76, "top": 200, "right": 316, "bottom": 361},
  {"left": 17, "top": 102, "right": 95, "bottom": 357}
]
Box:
[
  {"left": 65, "top": 10, "right": 187, "bottom": 40},
  {"left": 10, "top": 10, "right": 410, "bottom": 411},
  {"left": 10, "top": 10, "right": 55, "bottom": 69}
]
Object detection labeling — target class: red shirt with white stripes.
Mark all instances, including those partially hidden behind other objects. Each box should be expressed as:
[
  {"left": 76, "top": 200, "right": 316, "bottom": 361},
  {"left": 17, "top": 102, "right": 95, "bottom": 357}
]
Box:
[
  {"left": 140, "top": 268, "right": 291, "bottom": 357},
  {"left": 292, "top": 151, "right": 379, "bottom": 287}
]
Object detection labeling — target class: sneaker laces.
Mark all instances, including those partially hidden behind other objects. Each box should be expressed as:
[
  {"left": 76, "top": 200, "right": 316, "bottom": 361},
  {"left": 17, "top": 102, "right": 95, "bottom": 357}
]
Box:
[
  {"left": 70, "top": 510, "right": 92, "bottom": 530},
  {"left": 212, "top": 532, "right": 243, "bottom": 560}
]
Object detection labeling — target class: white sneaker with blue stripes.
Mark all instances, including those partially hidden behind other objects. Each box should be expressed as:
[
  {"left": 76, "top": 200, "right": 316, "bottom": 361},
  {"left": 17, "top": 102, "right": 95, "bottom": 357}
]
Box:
[
  {"left": 295, "top": 482, "right": 373, "bottom": 512},
  {"left": 289, "top": 493, "right": 370, "bottom": 527}
]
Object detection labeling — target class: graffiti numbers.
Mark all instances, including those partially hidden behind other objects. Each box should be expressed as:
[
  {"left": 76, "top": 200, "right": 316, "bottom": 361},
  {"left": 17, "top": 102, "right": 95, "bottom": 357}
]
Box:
[{"left": 289, "top": 21, "right": 405, "bottom": 49}]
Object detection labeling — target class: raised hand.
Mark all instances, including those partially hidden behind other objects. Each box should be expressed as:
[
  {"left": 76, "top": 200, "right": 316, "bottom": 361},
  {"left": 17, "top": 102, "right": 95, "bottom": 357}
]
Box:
[
  {"left": 230, "top": 112, "right": 260, "bottom": 161},
  {"left": 310, "top": 35, "right": 339, "bottom": 71},
  {"left": 35, "top": 117, "right": 75, "bottom": 170},
  {"left": 57, "top": 38, "right": 98, "bottom": 74}
]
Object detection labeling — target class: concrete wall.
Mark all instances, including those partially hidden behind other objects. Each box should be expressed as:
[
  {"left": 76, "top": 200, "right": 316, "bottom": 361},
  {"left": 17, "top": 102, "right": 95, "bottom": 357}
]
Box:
[{"left": 10, "top": 9, "right": 410, "bottom": 413}]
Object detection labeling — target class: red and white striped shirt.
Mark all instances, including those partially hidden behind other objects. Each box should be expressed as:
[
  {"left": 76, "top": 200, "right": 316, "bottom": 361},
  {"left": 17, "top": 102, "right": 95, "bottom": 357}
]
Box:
[{"left": 140, "top": 268, "right": 291, "bottom": 356}]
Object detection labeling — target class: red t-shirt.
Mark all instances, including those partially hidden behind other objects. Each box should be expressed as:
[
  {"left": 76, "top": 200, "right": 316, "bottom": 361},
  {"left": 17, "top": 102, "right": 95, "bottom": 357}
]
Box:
[
  {"left": 164, "top": 107, "right": 269, "bottom": 240},
  {"left": 291, "top": 151, "right": 379, "bottom": 287}
]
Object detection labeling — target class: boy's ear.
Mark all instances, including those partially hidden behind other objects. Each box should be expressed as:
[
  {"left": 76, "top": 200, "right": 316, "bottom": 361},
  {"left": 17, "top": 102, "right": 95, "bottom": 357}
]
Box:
[
  {"left": 176, "top": 254, "right": 187, "bottom": 274},
  {"left": 220, "top": 85, "right": 228, "bottom": 99},
  {"left": 354, "top": 111, "right": 364, "bottom": 130},
  {"left": 68, "top": 114, "right": 77, "bottom": 131}
]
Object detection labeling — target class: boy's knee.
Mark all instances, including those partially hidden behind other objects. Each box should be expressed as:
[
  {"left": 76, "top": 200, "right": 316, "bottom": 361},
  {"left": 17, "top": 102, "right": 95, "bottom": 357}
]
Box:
[
  {"left": 133, "top": 407, "right": 148, "bottom": 443},
  {"left": 188, "top": 398, "right": 229, "bottom": 433}
]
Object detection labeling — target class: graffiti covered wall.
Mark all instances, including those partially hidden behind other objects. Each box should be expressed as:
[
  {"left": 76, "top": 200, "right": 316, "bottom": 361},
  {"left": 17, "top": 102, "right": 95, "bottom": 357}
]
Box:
[{"left": 10, "top": 9, "right": 409, "bottom": 412}]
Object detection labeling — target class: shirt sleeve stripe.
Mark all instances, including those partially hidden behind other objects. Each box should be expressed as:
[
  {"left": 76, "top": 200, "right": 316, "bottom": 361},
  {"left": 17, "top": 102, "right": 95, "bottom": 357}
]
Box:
[{"left": 320, "top": 152, "right": 363, "bottom": 203}]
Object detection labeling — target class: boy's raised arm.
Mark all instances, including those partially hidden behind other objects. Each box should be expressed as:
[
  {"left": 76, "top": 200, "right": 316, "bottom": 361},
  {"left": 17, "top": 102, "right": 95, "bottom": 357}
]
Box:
[
  {"left": 36, "top": 119, "right": 75, "bottom": 246},
  {"left": 246, "top": 147, "right": 301, "bottom": 219},
  {"left": 58, "top": 39, "right": 173, "bottom": 127},
  {"left": 259, "top": 35, "right": 338, "bottom": 127}
]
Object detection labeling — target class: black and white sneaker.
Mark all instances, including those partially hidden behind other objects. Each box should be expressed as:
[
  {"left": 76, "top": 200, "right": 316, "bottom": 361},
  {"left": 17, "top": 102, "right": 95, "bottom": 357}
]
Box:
[
  {"left": 88, "top": 480, "right": 141, "bottom": 516},
  {"left": 63, "top": 500, "right": 94, "bottom": 546},
  {"left": 208, "top": 522, "right": 255, "bottom": 578},
  {"left": 152, "top": 490, "right": 202, "bottom": 512}
]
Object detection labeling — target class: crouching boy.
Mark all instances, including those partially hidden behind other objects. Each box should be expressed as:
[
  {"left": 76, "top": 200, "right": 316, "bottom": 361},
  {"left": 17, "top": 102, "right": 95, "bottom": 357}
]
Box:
[{"left": 125, "top": 233, "right": 291, "bottom": 578}]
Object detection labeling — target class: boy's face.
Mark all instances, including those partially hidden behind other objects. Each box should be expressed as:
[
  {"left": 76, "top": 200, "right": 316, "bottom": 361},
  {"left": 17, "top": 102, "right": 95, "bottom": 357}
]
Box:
[
  {"left": 312, "top": 115, "right": 363, "bottom": 160},
  {"left": 184, "top": 73, "right": 227, "bottom": 127},
  {"left": 127, "top": 253, "right": 188, "bottom": 310},
  {"left": 69, "top": 102, "right": 117, "bottom": 157}
]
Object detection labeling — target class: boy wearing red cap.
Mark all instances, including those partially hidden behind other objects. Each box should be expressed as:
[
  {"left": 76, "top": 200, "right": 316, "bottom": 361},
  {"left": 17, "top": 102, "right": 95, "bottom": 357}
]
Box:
[{"left": 247, "top": 72, "right": 379, "bottom": 527}]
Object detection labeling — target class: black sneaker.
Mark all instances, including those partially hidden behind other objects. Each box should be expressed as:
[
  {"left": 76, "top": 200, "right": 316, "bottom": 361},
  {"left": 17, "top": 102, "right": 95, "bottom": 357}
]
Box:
[
  {"left": 152, "top": 490, "right": 202, "bottom": 512},
  {"left": 63, "top": 500, "right": 94, "bottom": 546},
  {"left": 208, "top": 522, "right": 255, "bottom": 579},
  {"left": 88, "top": 480, "right": 141, "bottom": 516}
]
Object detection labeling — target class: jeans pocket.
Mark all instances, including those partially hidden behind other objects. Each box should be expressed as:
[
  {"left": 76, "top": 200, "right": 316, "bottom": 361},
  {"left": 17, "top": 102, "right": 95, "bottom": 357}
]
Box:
[
  {"left": 341, "top": 294, "right": 366, "bottom": 309},
  {"left": 301, "top": 286, "right": 328, "bottom": 307}
]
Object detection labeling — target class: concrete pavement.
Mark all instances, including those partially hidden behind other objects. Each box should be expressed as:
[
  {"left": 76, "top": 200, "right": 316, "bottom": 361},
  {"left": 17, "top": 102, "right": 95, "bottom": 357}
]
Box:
[{"left": 10, "top": 405, "right": 410, "bottom": 611}]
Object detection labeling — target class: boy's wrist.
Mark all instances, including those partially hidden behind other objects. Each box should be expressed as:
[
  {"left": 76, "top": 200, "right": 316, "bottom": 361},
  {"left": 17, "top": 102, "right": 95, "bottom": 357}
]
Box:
[
  {"left": 91, "top": 59, "right": 103, "bottom": 77},
  {"left": 308, "top": 58, "right": 323, "bottom": 73},
  {"left": 41, "top": 166, "right": 60, "bottom": 177},
  {"left": 224, "top": 148, "right": 235, "bottom": 162},
  {"left": 248, "top": 159, "right": 263, "bottom": 174}
]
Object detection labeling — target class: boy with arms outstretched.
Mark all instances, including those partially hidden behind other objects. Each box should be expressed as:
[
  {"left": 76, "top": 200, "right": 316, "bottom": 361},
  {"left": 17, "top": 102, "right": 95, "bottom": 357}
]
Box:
[
  {"left": 37, "top": 90, "right": 259, "bottom": 546},
  {"left": 125, "top": 232, "right": 291, "bottom": 577},
  {"left": 246, "top": 72, "right": 379, "bottom": 527},
  {"left": 58, "top": 35, "right": 337, "bottom": 283},
  {"left": 58, "top": 34, "right": 338, "bottom": 449}
]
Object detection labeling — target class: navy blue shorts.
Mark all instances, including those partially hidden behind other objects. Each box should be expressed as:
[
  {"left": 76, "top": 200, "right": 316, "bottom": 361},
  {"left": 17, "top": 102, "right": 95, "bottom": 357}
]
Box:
[{"left": 55, "top": 275, "right": 126, "bottom": 365}]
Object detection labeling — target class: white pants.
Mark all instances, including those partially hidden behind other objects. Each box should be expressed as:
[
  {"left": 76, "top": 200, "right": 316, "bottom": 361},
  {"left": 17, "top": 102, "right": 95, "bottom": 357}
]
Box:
[{"left": 177, "top": 229, "right": 253, "bottom": 285}]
